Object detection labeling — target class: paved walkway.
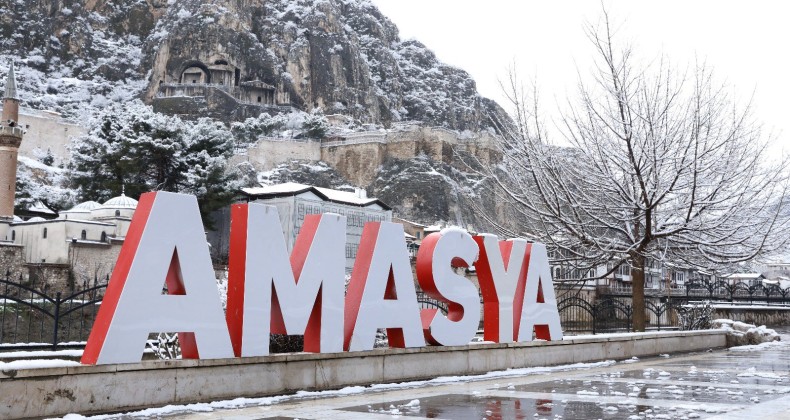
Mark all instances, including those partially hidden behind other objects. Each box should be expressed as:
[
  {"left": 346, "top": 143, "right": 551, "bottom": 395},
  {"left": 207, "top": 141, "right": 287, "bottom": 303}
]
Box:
[{"left": 129, "top": 334, "right": 790, "bottom": 420}]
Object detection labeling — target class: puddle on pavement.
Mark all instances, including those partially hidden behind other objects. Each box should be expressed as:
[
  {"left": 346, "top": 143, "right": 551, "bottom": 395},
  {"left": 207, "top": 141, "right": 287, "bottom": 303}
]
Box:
[
  {"left": 658, "top": 359, "right": 790, "bottom": 371},
  {"left": 341, "top": 393, "right": 723, "bottom": 419},
  {"left": 600, "top": 368, "right": 789, "bottom": 386},
  {"left": 501, "top": 377, "right": 783, "bottom": 404}
]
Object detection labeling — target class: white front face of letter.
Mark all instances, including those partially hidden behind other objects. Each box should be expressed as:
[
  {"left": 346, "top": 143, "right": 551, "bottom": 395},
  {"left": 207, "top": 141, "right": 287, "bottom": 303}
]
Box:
[
  {"left": 517, "top": 243, "right": 563, "bottom": 342},
  {"left": 227, "top": 204, "right": 346, "bottom": 356},
  {"left": 82, "top": 192, "right": 233, "bottom": 365},
  {"left": 344, "top": 222, "right": 425, "bottom": 351},
  {"left": 416, "top": 229, "right": 481, "bottom": 346}
]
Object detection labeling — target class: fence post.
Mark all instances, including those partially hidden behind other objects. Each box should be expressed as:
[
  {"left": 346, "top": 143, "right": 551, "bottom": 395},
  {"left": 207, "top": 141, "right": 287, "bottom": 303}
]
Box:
[
  {"left": 591, "top": 303, "right": 597, "bottom": 334},
  {"left": 52, "top": 292, "right": 62, "bottom": 351}
]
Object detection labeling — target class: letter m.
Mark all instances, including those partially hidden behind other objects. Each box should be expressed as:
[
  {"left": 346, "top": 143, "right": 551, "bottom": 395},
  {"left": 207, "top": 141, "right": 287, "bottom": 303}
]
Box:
[{"left": 226, "top": 203, "right": 346, "bottom": 356}]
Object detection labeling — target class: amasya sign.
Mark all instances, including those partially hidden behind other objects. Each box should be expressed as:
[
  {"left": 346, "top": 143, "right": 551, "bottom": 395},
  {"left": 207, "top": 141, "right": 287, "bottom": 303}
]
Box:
[{"left": 81, "top": 192, "right": 563, "bottom": 365}]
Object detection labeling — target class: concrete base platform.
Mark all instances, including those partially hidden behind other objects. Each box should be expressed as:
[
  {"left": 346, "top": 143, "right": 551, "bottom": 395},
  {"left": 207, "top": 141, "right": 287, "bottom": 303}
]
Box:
[{"left": 0, "top": 330, "right": 726, "bottom": 419}]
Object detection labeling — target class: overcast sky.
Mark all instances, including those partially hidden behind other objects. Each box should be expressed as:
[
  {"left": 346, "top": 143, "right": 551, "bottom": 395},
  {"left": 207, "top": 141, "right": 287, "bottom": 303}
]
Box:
[{"left": 372, "top": 0, "right": 790, "bottom": 151}]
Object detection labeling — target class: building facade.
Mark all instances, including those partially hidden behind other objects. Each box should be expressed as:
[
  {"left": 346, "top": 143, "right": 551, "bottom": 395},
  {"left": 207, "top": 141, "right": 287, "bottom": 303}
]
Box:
[{"left": 226, "top": 183, "right": 392, "bottom": 273}]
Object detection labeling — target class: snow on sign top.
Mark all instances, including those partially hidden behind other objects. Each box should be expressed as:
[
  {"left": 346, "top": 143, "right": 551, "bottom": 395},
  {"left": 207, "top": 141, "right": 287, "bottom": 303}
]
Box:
[{"left": 242, "top": 182, "right": 391, "bottom": 210}]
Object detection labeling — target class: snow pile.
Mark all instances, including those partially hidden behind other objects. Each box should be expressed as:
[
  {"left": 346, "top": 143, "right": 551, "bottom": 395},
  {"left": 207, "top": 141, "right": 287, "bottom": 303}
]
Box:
[
  {"left": 711, "top": 319, "right": 780, "bottom": 347},
  {"left": 0, "top": 359, "right": 80, "bottom": 370}
]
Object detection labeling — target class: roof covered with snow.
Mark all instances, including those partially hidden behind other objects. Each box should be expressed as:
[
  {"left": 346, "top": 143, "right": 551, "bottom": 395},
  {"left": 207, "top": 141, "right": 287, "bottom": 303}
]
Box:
[
  {"left": 99, "top": 194, "right": 138, "bottom": 209},
  {"left": 727, "top": 273, "right": 765, "bottom": 280},
  {"left": 62, "top": 201, "right": 102, "bottom": 213},
  {"left": 27, "top": 201, "right": 56, "bottom": 215},
  {"left": 242, "top": 182, "right": 390, "bottom": 210}
]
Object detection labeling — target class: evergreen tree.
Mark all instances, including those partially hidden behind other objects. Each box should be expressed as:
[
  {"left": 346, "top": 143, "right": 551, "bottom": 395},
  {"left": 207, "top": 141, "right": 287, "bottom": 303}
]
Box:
[{"left": 68, "top": 101, "right": 241, "bottom": 222}]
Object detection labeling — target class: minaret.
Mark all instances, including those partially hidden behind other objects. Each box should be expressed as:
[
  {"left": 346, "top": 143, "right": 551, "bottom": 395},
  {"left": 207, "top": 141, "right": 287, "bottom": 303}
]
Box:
[{"left": 0, "top": 61, "right": 23, "bottom": 220}]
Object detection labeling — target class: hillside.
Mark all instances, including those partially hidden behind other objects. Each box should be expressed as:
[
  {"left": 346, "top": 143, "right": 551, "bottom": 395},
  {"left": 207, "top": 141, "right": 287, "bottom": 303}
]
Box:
[
  {"left": 0, "top": 0, "right": 515, "bottom": 231},
  {"left": 0, "top": 0, "right": 505, "bottom": 131}
]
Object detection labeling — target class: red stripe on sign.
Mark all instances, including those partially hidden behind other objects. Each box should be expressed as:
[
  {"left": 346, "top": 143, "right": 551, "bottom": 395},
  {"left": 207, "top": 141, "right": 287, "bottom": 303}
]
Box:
[
  {"left": 343, "top": 222, "right": 381, "bottom": 351},
  {"left": 512, "top": 243, "right": 532, "bottom": 341},
  {"left": 80, "top": 192, "right": 157, "bottom": 365},
  {"left": 226, "top": 204, "right": 249, "bottom": 357},
  {"left": 290, "top": 214, "right": 321, "bottom": 352}
]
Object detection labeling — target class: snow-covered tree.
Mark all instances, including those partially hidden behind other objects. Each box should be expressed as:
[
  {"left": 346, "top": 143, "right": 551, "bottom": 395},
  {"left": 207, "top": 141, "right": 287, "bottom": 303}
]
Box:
[
  {"left": 15, "top": 157, "right": 77, "bottom": 213},
  {"left": 230, "top": 113, "right": 287, "bottom": 145},
  {"left": 487, "top": 14, "right": 790, "bottom": 331},
  {"left": 68, "top": 101, "right": 242, "bottom": 221},
  {"left": 302, "top": 109, "right": 329, "bottom": 139}
]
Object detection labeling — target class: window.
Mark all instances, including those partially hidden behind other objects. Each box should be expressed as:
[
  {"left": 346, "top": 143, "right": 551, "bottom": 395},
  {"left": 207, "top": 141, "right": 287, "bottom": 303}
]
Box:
[
  {"left": 81, "top": 230, "right": 87, "bottom": 240},
  {"left": 416, "top": 232, "right": 421, "bottom": 239},
  {"left": 43, "top": 228, "right": 47, "bottom": 239},
  {"left": 257, "top": 96, "right": 262, "bottom": 103},
  {"left": 101, "top": 232, "right": 107, "bottom": 242},
  {"left": 345, "top": 243, "right": 358, "bottom": 259},
  {"left": 671, "top": 271, "right": 686, "bottom": 284},
  {"left": 115, "top": 210, "right": 121, "bottom": 217},
  {"left": 11, "top": 230, "right": 15, "bottom": 241}
]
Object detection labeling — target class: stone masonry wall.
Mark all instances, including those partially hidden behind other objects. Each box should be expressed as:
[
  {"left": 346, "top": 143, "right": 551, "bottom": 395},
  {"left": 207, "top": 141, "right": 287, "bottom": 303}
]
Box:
[
  {"left": 68, "top": 243, "right": 122, "bottom": 291},
  {"left": 320, "top": 142, "right": 386, "bottom": 186},
  {"left": 713, "top": 307, "right": 790, "bottom": 327},
  {"left": 234, "top": 139, "right": 321, "bottom": 172},
  {"left": 0, "top": 243, "right": 24, "bottom": 279}
]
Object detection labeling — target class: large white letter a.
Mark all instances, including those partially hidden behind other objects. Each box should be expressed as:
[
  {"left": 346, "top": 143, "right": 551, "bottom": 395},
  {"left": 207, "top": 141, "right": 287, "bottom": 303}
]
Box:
[{"left": 81, "top": 192, "right": 234, "bottom": 365}]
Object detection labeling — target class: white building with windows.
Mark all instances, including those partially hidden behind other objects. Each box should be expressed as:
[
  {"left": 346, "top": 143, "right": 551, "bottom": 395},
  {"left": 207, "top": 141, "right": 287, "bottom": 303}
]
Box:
[
  {"left": 2, "top": 195, "right": 136, "bottom": 276},
  {"left": 235, "top": 183, "right": 392, "bottom": 272}
]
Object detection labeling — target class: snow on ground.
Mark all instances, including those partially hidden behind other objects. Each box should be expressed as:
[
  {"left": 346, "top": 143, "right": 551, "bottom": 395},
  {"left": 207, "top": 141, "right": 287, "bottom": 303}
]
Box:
[
  {"left": 563, "top": 330, "right": 684, "bottom": 340},
  {"left": 0, "top": 349, "right": 83, "bottom": 359},
  {"left": 728, "top": 340, "right": 786, "bottom": 352},
  {"left": 0, "top": 359, "right": 80, "bottom": 370}
]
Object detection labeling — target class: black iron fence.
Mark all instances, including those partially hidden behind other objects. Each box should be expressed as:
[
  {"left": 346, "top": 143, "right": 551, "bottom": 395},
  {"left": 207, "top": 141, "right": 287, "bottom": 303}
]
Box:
[
  {"left": 556, "top": 295, "right": 687, "bottom": 334},
  {"left": 598, "top": 279, "right": 790, "bottom": 304},
  {"left": 0, "top": 271, "right": 108, "bottom": 351},
  {"left": 2, "top": 273, "right": 788, "bottom": 350}
]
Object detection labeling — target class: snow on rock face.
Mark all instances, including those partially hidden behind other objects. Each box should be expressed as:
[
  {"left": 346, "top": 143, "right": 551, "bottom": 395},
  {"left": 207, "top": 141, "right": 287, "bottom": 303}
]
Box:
[
  {"left": 1, "top": 0, "right": 507, "bottom": 132},
  {"left": 712, "top": 319, "right": 781, "bottom": 347},
  {"left": 0, "top": 0, "right": 151, "bottom": 120},
  {"left": 370, "top": 156, "right": 514, "bottom": 231},
  {"left": 258, "top": 160, "right": 356, "bottom": 191}
]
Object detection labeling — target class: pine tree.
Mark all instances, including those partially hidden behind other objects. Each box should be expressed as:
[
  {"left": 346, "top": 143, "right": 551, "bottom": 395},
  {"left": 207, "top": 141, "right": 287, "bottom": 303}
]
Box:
[{"left": 68, "top": 101, "right": 241, "bottom": 222}]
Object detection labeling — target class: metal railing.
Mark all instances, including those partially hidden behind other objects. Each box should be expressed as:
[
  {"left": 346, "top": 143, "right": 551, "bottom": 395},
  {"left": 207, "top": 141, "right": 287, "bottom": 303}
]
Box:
[
  {"left": 598, "top": 279, "right": 790, "bottom": 305},
  {"left": 0, "top": 271, "right": 108, "bottom": 351},
  {"left": 3, "top": 273, "right": 781, "bottom": 350}
]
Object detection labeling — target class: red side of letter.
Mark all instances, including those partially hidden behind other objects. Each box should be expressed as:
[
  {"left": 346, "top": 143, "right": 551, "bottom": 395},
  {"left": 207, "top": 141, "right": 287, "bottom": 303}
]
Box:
[
  {"left": 343, "top": 222, "right": 380, "bottom": 350},
  {"left": 226, "top": 204, "right": 248, "bottom": 357},
  {"left": 80, "top": 192, "right": 157, "bottom": 365}
]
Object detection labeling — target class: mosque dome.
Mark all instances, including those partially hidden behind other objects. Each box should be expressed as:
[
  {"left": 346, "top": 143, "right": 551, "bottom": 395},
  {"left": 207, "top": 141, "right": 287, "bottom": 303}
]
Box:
[
  {"left": 63, "top": 201, "right": 102, "bottom": 213},
  {"left": 100, "top": 194, "right": 138, "bottom": 209}
]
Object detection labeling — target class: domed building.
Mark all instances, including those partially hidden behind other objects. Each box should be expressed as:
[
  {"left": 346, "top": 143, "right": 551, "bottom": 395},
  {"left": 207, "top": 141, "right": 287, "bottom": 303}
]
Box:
[{"left": 2, "top": 194, "right": 139, "bottom": 291}]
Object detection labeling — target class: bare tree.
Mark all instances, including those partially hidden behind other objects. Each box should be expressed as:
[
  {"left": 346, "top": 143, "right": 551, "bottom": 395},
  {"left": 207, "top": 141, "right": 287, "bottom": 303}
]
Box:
[{"left": 486, "top": 12, "right": 790, "bottom": 331}]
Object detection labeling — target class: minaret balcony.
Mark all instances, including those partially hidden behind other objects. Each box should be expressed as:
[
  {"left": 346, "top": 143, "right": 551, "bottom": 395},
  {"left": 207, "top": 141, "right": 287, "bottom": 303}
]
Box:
[{"left": 0, "top": 126, "right": 23, "bottom": 145}]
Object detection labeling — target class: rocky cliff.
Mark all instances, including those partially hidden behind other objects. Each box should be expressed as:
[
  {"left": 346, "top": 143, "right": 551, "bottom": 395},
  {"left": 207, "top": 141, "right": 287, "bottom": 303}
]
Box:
[
  {"left": 0, "top": 0, "right": 506, "bottom": 131},
  {"left": 0, "top": 0, "right": 516, "bottom": 230}
]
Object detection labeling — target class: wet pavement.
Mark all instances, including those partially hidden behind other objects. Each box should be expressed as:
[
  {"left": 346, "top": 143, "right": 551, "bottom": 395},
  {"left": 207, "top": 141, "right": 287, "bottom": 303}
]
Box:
[{"left": 144, "top": 332, "right": 790, "bottom": 420}]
